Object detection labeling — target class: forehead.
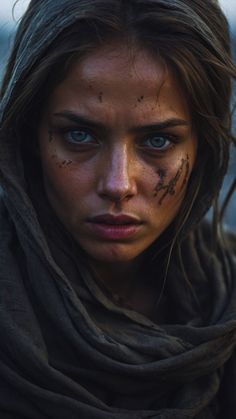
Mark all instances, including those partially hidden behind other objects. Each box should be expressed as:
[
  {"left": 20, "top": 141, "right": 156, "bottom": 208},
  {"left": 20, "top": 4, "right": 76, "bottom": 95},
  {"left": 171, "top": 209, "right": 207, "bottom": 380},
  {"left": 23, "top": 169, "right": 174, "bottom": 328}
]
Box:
[
  {"left": 78, "top": 45, "right": 165, "bottom": 83},
  {"left": 47, "top": 44, "right": 190, "bottom": 123}
]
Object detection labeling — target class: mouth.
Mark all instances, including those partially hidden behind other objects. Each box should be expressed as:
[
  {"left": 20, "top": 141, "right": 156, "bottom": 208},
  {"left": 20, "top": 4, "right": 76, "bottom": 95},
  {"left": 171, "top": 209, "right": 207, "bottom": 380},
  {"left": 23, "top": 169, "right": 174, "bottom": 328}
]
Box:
[
  {"left": 86, "top": 214, "right": 143, "bottom": 239},
  {"left": 87, "top": 214, "right": 142, "bottom": 225}
]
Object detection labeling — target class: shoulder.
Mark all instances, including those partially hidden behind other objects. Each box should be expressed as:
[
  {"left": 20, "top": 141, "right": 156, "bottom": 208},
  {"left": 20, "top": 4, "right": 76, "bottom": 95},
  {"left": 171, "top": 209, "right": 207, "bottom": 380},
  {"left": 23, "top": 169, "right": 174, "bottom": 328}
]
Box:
[
  {"left": 166, "top": 219, "right": 236, "bottom": 325},
  {"left": 182, "top": 219, "right": 236, "bottom": 294}
]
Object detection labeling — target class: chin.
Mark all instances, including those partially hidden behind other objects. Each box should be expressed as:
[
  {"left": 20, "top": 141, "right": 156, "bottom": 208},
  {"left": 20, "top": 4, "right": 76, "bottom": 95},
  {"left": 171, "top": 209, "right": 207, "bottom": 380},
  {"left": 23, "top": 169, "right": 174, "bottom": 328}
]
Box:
[{"left": 80, "top": 243, "right": 143, "bottom": 264}]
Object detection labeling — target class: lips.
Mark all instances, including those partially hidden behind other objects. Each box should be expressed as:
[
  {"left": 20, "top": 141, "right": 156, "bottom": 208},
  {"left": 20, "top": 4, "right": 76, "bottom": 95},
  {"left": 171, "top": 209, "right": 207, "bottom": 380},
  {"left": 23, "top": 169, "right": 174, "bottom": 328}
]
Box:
[
  {"left": 87, "top": 214, "right": 142, "bottom": 225},
  {"left": 86, "top": 214, "right": 143, "bottom": 240}
]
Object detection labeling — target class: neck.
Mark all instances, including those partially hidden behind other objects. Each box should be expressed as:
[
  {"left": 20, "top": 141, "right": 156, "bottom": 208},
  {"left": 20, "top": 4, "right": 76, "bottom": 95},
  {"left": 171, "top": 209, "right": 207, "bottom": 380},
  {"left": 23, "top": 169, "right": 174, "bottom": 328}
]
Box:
[{"left": 89, "top": 257, "right": 144, "bottom": 300}]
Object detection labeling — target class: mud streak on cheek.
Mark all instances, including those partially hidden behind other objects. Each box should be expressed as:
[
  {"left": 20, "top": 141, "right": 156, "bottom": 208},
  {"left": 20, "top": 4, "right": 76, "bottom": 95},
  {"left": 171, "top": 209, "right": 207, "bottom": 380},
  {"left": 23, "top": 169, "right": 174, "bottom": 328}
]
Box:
[
  {"left": 52, "top": 158, "right": 73, "bottom": 169},
  {"left": 154, "top": 155, "right": 189, "bottom": 205},
  {"left": 98, "top": 92, "right": 103, "bottom": 103},
  {"left": 153, "top": 169, "right": 166, "bottom": 198},
  {"left": 181, "top": 154, "right": 190, "bottom": 190}
]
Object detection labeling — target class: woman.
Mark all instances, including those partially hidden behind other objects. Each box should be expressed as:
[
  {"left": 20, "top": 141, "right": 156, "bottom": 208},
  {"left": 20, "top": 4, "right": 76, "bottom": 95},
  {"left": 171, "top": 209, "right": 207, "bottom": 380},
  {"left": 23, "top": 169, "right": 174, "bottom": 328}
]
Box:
[{"left": 0, "top": 0, "right": 236, "bottom": 418}]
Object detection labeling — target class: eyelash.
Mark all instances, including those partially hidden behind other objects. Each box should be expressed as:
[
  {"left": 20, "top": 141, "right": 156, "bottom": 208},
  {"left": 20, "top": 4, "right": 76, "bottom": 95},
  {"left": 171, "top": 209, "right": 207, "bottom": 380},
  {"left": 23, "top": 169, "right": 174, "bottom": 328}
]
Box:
[
  {"left": 138, "top": 134, "right": 177, "bottom": 151},
  {"left": 51, "top": 127, "right": 178, "bottom": 152},
  {"left": 59, "top": 128, "right": 97, "bottom": 145}
]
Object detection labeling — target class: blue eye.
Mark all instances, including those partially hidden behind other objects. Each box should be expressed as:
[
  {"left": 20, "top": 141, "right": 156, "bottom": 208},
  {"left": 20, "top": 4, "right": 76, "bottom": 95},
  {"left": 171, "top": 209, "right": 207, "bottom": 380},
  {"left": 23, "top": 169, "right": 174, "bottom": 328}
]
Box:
[
  {"left": 65, "top": 130, "right": 94, "bottom": 144},
  {"left": 143, "top": 135, "right": 172, "bottom": 150}
]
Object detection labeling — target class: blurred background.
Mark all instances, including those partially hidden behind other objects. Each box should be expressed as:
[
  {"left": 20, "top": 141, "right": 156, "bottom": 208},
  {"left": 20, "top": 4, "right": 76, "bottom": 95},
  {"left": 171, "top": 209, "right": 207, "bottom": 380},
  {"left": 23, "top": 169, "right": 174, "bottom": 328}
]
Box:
[{"left": 0, "top": 0, "right": 235, "bottom": 231}]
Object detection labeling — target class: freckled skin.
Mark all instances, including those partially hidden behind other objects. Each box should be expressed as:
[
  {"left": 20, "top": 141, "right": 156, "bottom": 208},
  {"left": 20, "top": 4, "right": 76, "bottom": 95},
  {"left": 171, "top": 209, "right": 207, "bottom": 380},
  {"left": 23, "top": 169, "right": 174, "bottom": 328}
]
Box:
[{"left": 38, "top": 44, "right": 197, "bottom": 284}]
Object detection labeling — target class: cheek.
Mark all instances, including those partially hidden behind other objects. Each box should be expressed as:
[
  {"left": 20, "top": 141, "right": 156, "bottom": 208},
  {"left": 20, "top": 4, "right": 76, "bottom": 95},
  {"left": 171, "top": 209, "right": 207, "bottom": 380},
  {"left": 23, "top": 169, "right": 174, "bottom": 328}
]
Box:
[
  {"left": 153, "top": 154, "right": 191, "bottom": 206},
  {"left": 40, "top": 151, "right": 88, "bottom": 210}
]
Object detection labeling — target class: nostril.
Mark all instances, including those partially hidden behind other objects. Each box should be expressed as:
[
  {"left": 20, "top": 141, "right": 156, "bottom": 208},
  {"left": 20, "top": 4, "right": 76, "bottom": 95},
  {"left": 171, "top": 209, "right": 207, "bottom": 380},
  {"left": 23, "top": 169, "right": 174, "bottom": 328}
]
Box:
[
  {"left": 98, "top": 189, "right": 134, "bottom": 203},
  {"left": 97, "top": 151, "right": 138, "bottom": 201}
]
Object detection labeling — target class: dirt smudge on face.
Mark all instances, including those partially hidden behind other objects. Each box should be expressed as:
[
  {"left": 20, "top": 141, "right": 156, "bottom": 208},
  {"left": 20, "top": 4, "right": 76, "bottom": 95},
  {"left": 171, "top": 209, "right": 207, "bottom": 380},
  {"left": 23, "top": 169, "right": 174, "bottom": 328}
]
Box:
[
  {"left": 50, "top": 154, "right": 73, "bottom": 168},
  {"left": 57, "top": 159, "right": 73, "bottom": 168},
  {"left": 181, "top": 154, "right": 190, "bottom": 190},
  {"left": 154, "top": 169, "right": 166, "bottom": 198},
  {"left": 98, "top": 91, "right": 103, "bottom": 103},
  {"left": 154, "top": 156, "right": 189, "bottom": 205},
  {"left": 62, "top": 159, "right": 73, "bottom": 166},
  {"left": 137, "top": 95, "right": 144, "bottom": 103}
]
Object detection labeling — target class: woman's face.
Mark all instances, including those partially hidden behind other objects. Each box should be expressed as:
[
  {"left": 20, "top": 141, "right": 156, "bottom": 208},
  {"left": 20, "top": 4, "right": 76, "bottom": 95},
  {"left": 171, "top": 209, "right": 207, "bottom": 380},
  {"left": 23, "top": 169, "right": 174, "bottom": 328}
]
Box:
[{"left": 38, "top": 44, "right": 197, "bottom": 265}]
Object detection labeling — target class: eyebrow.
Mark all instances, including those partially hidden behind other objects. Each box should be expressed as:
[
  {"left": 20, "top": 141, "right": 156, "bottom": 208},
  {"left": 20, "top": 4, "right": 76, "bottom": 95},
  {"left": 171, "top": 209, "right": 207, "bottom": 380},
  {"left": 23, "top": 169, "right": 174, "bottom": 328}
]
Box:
[{"left": 52, "top": 111, "right": 189, "bottom": 132}]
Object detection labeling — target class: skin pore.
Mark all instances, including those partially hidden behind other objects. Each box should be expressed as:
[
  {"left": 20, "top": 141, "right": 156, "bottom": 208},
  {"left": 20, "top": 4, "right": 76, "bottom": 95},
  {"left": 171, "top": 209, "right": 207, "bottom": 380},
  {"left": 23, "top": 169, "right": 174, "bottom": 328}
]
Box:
[{"left": 38, "top": 43, "right": 197, "bottom": 313}]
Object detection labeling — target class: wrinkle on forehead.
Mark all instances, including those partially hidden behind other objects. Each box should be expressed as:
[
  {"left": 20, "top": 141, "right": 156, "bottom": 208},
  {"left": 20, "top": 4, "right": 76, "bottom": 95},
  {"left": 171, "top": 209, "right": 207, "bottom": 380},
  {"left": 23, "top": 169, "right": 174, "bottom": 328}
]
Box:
[
  {"left": 74, "top": 44, "right": 168, "bottom": 93},
  {"left": 48, "top": 42, "right": 191, "bottom": 132}
]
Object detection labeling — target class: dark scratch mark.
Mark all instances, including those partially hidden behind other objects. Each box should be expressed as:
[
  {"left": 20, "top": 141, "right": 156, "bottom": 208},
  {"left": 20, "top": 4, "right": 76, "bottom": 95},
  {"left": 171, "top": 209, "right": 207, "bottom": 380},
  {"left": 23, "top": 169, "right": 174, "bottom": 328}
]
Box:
[
  {"left": 137, "top": 95, "right": 144, "bottom": 103},
  {"left": 154, "top": 158, "right": 187, "bottom": 205},
  {"left": 62, "top": 159, "right": 73, "bottom": 166},
  {"left": 181, "top": 154, "right": 190, "bottom": 190},
  {"left": 98, "top": 92, "right": 103, "bottom": 103},
  {"left": 55, "top": 159, "right": 73, "bottom": 168},
  {"left": 154, "top": 169, "right": 166, "bottom": 198}
]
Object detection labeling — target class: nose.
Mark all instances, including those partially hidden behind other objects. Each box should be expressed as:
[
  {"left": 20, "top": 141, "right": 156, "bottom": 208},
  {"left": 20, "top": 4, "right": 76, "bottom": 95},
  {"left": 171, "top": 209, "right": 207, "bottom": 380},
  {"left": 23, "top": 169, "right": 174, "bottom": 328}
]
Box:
[{"left": 97, "top": 145, "right": 137, "bottom": 202}]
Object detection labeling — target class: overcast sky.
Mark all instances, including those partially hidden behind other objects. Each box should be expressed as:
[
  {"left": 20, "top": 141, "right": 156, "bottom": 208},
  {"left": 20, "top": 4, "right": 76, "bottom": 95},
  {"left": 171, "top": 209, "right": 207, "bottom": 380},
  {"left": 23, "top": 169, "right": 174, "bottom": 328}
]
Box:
[{"left": 0, "top": 0, "right": 236, "bottom": 28}]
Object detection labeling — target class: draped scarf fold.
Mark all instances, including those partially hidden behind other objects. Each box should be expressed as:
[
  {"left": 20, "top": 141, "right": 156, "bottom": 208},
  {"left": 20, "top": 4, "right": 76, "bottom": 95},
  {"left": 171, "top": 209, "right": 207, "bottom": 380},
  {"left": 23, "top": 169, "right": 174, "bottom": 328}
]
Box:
[{"left": 0, "top": 183, "right": 236, "bottom": 418}]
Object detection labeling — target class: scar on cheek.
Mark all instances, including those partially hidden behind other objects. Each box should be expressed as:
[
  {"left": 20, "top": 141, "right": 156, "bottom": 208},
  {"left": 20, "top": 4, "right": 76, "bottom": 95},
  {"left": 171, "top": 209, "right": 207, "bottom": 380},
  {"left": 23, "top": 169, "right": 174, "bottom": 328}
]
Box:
[{"left": 154, "top": 155, "right": 190, "bottom": 205}]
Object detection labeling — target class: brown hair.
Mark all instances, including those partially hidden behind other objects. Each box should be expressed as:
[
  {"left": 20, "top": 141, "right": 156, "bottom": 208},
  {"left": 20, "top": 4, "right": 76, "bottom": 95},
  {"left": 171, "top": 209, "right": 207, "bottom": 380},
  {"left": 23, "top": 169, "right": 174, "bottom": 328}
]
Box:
[{"left": 1, "top": 0, "right": 236, "bottom": 252}]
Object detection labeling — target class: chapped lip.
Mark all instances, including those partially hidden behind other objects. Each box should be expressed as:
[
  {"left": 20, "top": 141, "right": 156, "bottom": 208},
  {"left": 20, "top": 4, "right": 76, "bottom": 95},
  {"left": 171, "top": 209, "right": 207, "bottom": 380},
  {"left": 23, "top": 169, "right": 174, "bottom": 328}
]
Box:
[{"left": 87, "top": 214, "right": 143, "bottom": 225}]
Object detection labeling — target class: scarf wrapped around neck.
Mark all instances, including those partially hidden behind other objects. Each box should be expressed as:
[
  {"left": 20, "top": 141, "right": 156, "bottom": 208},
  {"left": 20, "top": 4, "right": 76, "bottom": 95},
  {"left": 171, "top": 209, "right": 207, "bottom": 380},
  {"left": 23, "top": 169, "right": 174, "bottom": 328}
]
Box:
[{"left": 0, "top": 175, "right": 235, "bottom": 418}]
